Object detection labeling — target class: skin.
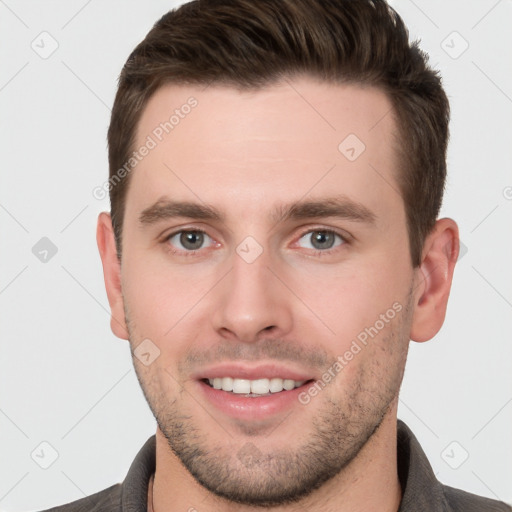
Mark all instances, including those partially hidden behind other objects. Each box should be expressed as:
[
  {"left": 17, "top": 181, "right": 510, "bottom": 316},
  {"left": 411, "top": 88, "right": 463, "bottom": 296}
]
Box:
[{"left": 97, "top": 77, "right": 459, "bottom": 512}]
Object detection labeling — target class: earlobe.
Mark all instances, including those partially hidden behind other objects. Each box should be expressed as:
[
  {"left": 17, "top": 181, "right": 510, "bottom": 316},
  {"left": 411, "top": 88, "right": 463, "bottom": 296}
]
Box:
[
  {"left": 410, "top": 218, "right": 459, "bottom": 343},
  {"left": 96, "top": 212, "right": 129, "bottom": 340}
]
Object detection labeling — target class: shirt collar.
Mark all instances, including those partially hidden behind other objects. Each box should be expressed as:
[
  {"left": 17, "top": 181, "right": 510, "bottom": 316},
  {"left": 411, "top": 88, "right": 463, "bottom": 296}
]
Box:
[
  {"left": 397, "top": 419, "right": 449, "bottom": 511},
  {"left": 121, "top": 435, "right": 155, "bottom": 512}
]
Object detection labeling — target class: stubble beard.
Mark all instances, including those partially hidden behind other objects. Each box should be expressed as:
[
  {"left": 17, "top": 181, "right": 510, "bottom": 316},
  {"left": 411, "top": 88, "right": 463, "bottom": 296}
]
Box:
[{"left": 126, "top": 295, "right": 413, "bottom": 507}]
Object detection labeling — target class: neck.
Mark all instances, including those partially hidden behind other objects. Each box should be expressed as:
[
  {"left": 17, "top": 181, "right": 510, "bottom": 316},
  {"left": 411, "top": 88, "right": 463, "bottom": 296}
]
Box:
[{"left": 152, "top": 407, "right": 402, "bottom": 512}]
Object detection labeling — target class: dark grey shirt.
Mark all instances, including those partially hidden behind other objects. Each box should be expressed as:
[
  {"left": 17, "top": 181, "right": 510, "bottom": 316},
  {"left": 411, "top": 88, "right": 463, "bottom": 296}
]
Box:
[{"left": 41, "top": 420, "right": 511, "bottom": 511}]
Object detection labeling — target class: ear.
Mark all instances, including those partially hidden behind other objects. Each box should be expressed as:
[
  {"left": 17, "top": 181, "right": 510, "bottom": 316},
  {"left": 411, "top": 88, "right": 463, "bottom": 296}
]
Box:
[
  {"left": 410, "top": 218, "right": 459, "bottom": 343},
  {"left": 96, "top": 212, "right": 129, "bottom": 340}
]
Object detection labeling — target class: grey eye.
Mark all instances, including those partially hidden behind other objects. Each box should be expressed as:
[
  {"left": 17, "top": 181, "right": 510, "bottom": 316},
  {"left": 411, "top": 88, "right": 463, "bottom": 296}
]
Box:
[
  {"left": 168, "top": 230, "right": 212, "bottom": 251},
  {"left": 297, "top": 230, "right": 343, "bottom": 251}
]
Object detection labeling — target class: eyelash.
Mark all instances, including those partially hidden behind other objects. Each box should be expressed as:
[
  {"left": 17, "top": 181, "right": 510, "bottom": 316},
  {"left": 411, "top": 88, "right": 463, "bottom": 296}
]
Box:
[{"left": 162, "top": 227, "right": 349, "bottom": 257}]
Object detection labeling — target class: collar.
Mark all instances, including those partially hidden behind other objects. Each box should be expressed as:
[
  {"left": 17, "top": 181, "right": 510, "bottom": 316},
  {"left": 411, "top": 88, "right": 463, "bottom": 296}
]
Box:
[
  {"left": 396, "top": 419, "right": 449, "bottom": 511},
  {"left": 120, "top": 435, "right": 155, "bottom": 512}
]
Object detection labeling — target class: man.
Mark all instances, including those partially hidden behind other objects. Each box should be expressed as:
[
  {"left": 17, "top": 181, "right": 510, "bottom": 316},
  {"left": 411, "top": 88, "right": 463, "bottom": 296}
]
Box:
[{"left": 43, "top": 0, "right": 511, "bottom": 510}]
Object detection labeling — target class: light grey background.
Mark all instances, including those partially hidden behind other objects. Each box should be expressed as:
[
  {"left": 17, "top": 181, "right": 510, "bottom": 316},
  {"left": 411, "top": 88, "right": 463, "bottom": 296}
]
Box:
[{"left": 1, "top": 1, "right": 511, "bottom": 510}]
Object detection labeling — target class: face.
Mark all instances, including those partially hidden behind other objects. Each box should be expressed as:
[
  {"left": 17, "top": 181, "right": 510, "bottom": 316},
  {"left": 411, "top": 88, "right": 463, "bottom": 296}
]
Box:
[{"left": 117, "top": 78, "right": 417, "bottom": 505}]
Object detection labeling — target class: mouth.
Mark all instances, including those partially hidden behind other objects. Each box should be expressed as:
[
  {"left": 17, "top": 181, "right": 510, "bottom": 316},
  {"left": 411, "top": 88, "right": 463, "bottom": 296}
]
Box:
[
  {"left": 195, "top": 366, "right": 316, "bottom": 421},
  {"left": 202, "top": 377, "right": 312, "bottom": 397},
  {"left": 192, "top": 363, "right": 317, "bottom": 421}
]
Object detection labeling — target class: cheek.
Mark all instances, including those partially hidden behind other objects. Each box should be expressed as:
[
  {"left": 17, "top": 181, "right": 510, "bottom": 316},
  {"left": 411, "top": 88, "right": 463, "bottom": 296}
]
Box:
[
  {"left": 287, "top": 255, "right": 410, "bottom": 341},
  {"left": 121, "top": 252, "right": 221, "bottom": 343},
  {"left": 314, "top": 293, "right": 411, "bottom": 402}
]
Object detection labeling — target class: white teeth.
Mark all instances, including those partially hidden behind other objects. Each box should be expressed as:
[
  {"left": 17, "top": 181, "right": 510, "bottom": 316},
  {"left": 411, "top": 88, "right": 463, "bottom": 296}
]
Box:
[
  {"left": 222, "top": 376, "right": 233, "bottom": 391},
  {"left": 232, "top": 379, "right": 251, "bottom": 394},
  {"left": 283, "top": 379, "right": 295, "bottom": 391},
  {"left": 269, "top": 377, "right": 284, "bottom": 393},
  {"left": 207, "top": 377, "right": 306, "bottom": 394},
  {"left": 250, "top": 378, "right": 269, "bottom": 394}
]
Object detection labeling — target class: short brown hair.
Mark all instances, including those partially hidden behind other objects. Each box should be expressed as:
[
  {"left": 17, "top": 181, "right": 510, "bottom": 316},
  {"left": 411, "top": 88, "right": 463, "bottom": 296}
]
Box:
[{"left": 107, "top": 0, "right": 449, "bottom": 266}]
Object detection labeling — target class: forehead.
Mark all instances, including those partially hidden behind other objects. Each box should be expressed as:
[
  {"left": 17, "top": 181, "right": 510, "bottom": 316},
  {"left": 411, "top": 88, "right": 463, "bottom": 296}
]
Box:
[{"left": 128, "top": 78, "right": 401, "bottom": 224}]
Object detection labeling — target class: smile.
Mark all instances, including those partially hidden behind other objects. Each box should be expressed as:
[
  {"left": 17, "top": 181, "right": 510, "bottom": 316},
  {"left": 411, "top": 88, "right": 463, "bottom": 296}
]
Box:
[{"left": 205, "top": 377, "right": 307, "bottom": 395}]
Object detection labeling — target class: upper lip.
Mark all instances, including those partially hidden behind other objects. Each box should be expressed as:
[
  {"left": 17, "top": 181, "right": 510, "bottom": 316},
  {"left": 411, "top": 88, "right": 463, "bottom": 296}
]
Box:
[{"left": 191, "top": 363, "right": 315, "bottom": 382}]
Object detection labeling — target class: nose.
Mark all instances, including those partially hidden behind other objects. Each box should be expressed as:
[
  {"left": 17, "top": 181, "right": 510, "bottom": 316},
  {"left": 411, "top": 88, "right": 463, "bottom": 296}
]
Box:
[{"left": 211, "top": 248, "right": 293, "bottom": 343}]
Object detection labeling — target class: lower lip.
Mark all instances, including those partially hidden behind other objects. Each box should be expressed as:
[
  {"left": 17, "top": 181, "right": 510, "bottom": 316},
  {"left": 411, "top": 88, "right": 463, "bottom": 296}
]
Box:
[{"left": 197, "top": 380, "right": 311, "bottom": 421}]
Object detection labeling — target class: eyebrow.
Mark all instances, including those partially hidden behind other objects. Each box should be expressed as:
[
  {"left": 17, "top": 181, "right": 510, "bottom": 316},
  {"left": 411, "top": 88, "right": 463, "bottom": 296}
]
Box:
[
  {"left": 139, "top": 200, "right": 223, "bottom": 225},
  {"left": 271, "top": 197, "right": 376, "bottom": 226},
  {"left": 138, "top": 196, "right": 376, "bottom": 226}
]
